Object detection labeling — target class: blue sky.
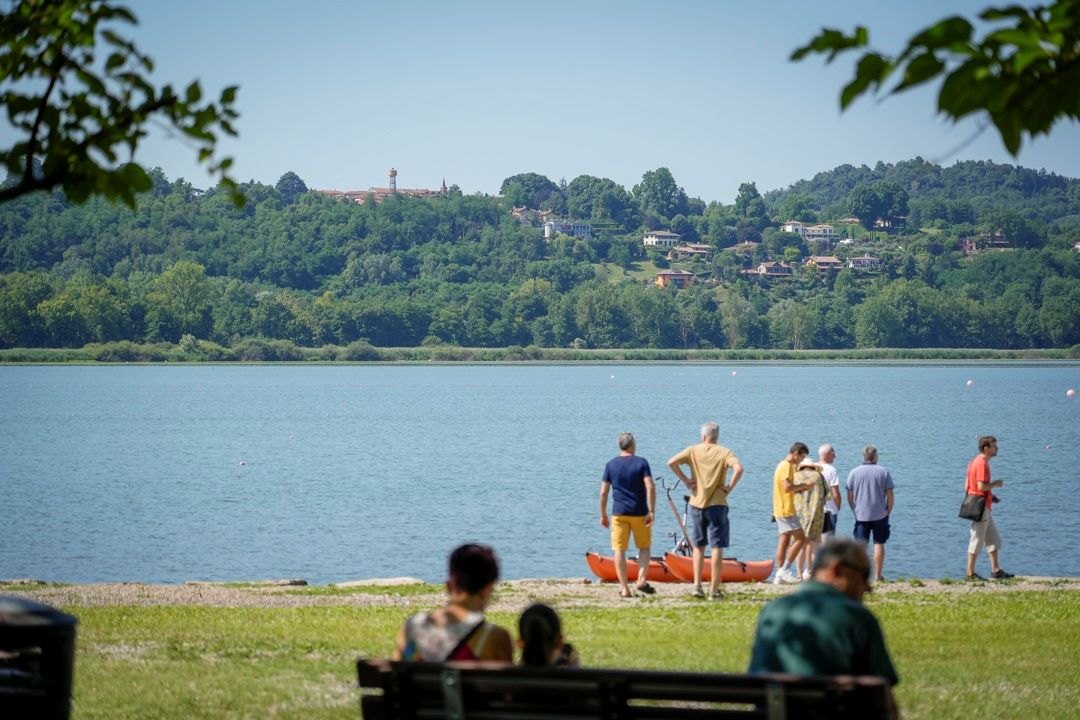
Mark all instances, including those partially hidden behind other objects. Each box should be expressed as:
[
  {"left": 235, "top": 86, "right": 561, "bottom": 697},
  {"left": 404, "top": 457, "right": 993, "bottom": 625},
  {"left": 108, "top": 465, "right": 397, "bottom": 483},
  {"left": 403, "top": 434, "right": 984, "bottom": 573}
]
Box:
[{"left": 69, "top": 1, "right": 1080, "bottom": 202}]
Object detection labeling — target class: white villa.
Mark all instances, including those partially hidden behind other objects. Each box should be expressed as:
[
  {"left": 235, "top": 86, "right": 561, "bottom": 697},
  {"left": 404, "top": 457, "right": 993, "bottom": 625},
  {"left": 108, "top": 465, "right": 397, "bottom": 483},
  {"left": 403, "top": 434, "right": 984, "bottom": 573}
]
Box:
[
  {"left": 804, "top": 224, "right": 838, "bottom": 243},
  {"left": 642, "top": 230, "right": 682, "bottom": 247},
  {"left": 543, "top": 220, "right": 593, "bottom": 239},
  {"left": 847, "top": 255, "right": 883, "bottom": 271}
]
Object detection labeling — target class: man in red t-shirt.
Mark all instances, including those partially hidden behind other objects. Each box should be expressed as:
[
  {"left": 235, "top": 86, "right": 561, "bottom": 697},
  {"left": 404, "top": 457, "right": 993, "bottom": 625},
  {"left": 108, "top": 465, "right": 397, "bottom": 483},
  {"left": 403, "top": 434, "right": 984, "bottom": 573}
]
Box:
[{"left": 965, "top": 435, "right": 1013, "bottom": 580}]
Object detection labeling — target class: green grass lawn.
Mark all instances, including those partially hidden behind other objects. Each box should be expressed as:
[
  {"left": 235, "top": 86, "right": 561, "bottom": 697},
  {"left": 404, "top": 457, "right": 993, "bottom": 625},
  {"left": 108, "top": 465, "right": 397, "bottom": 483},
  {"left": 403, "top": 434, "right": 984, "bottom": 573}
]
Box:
[
  {"left": 51, "top": 586, "right": 1080, "bottom": 719},
  {"left": 593, "top": 260, "right": 662, "bottom": 283}
]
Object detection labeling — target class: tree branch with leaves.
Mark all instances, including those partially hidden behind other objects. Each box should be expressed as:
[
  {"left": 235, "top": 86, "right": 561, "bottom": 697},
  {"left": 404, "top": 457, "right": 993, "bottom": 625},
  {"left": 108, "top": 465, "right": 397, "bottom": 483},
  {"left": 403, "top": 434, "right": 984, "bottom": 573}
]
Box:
[
  {"left": 0, "top": 0, "right": 242, "bottom": 207},
  {"left": 792, "top": 0, "right": 1080, "bottom": 155}
]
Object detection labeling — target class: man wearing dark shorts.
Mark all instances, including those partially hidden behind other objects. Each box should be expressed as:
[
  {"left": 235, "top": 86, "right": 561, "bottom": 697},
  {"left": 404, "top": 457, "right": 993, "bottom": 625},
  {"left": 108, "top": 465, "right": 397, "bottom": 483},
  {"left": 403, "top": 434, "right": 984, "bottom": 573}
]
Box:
[
  {"left": 846, "top": 445, "right": 894, "bottom": 582},
  {"left": 667, "top": 422, "right": 744, "bottom": 600}
]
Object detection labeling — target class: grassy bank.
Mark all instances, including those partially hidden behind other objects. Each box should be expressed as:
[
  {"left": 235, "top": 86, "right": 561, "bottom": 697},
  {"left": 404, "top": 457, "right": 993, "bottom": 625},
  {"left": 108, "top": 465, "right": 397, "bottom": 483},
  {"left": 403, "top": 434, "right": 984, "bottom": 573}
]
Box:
[
  {"left": 2, "top": 340, "right": 1079, "bottom": 364},
  {"left": 4, "top": 579, "right": 1077, "bottom": 719}
]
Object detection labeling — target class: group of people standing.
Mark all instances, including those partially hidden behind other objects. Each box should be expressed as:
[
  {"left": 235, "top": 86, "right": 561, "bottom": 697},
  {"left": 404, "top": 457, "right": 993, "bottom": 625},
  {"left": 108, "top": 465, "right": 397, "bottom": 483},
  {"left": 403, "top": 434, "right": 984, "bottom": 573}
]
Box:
[
  {"left": 600, "top": 424, "right": 1013, "bottom": 594},
  {"left": 599, "top": 423, "right": 900, "bottom": 597}
]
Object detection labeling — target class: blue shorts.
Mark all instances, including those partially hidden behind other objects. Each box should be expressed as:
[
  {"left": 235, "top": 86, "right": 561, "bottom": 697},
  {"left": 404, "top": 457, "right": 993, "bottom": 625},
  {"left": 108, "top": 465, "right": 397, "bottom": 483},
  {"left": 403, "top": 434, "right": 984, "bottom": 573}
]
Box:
[
  {"left": 853, "top": 516, "right": 890, "bottom": 544},
  {"left": 690, "top": 505, "right": 730, "bottom": 549}
]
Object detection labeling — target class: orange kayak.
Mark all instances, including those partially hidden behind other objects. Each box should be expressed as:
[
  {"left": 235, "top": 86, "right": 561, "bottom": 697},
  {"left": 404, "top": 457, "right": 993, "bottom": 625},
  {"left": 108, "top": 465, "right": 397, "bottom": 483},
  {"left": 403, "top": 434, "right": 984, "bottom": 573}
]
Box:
[
  {"left": 662, "top": 552, "right": 774, "bottom": 583},
  {"left": 584, "top": 552, "right": 683, "bottom": 583}
]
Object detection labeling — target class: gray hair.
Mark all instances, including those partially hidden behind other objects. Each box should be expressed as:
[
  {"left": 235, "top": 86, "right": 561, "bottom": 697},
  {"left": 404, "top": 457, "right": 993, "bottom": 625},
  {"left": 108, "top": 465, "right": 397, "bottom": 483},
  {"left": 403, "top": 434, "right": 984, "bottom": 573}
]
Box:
[
  {"left": 812, "top": 538, "right": 869, "bottom": 575},
  {"left": 862, "top": 445, "right": 878, "bottom": 462},
  {"left": 618, "top": 432, "right": 635, "bottom": 451},
  {"left": 819, "top": 444, "right": 834, "bottom": 458},
  {"left": 700, "top": 422, "right": 719, "bottom": 442}
]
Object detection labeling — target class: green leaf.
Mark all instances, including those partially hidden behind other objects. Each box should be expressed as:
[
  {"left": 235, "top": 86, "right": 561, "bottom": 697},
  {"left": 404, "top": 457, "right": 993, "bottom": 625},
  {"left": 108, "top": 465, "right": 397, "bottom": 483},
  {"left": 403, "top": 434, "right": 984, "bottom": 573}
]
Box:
[
  {"left": 185, "top": 82, "right": 202, "bottom": 104},
  {"left": 105, "top": 51, "right": 125, "bottom": 71},
  {"left": 985, "top": 28, "right": 1045, "bottom": 51},
  {"left": 909, "top": 17, "right": 974, "bottom": 50},
  {"left": 981, "top": 6, "right": 1032, "bottom": 22},
  {"left": 221, "top": 85, "right": 238, "bottom": 104},
  {"left": 120, "top": 163, "right": 152, "bottom": 193},
  {"left": 790, "top": 27, "right": 868, "bottom": 62},
  {"left": 840, "top": 53, "right": 890, "bottom": 108},
  {"left": 895, "top": 52, "right": 945, "bottom": 92}
]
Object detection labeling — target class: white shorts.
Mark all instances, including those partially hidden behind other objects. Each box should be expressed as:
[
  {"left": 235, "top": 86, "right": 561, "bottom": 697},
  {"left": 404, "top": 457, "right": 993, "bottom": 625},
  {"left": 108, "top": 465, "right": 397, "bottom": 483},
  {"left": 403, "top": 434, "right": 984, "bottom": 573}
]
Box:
[
  {"left": 776, "top": 515, "right": 802, "bottom": 535},
  {"left": 968, "top": 513, "right": 1001, "bottom": 555}
]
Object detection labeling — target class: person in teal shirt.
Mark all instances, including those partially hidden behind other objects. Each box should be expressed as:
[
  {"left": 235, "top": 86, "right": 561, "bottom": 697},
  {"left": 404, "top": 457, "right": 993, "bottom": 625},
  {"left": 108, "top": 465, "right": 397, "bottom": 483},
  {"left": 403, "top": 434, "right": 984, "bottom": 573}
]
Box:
[{"left": 749, "top": 539, "right": 899, "bottom": 716}]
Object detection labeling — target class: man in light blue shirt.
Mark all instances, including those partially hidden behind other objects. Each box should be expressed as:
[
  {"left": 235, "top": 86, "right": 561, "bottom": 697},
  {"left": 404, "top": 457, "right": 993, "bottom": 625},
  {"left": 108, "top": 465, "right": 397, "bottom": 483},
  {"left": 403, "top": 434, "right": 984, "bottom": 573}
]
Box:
[{"left": 846, "top": 445, "right": 894, "bottom": 582}]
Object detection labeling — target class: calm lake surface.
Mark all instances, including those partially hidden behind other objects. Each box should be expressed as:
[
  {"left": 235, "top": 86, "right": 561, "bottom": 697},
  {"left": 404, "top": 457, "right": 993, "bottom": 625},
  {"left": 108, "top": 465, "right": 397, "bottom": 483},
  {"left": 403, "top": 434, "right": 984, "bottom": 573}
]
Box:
[{"left": 2, "top": 363, "right": 1078, "bottom": 584}]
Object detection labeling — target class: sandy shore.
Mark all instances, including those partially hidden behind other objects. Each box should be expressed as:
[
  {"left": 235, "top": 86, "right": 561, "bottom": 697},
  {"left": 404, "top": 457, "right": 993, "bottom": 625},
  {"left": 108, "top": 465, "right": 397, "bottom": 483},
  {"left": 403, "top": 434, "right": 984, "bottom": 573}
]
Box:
[{"left": 3, "top": 576, "right": 1076, "bottom": 611}]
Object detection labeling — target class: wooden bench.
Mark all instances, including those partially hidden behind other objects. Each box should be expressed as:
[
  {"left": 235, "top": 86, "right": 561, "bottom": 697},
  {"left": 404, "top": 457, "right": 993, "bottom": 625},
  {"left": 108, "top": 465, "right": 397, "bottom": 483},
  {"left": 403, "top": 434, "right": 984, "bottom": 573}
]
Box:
[{"left": 357, "top": 658, "right": 891, "bottom": 720}]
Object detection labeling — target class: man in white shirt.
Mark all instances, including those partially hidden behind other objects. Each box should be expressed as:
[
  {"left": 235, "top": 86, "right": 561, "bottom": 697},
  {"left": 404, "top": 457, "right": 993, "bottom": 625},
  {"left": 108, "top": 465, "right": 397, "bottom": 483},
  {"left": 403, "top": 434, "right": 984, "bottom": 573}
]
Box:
[{"left": 819, "top": 444, "right": 842, "bottom": 538}]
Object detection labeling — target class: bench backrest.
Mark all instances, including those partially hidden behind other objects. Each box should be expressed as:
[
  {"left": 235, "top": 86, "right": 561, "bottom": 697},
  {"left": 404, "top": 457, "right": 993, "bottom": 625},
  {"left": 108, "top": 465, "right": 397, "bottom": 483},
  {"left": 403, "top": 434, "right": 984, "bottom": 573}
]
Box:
[{"left": 357, "top": 658, "right": 890, "bottom": 720}]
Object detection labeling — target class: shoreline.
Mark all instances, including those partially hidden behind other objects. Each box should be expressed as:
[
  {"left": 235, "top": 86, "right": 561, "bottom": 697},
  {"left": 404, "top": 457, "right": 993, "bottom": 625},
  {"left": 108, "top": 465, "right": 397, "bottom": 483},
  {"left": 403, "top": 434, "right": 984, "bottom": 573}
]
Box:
[{"left": 4, "top": 576, "right": 1077, "bottom": 611}]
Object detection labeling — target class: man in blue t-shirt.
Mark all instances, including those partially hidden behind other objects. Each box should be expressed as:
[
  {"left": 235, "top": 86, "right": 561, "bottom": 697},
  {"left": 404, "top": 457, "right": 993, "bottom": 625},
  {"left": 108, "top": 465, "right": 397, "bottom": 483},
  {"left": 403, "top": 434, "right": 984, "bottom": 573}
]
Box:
[{"left": 600, "top": 432, "right": 656, "bottom": 598}]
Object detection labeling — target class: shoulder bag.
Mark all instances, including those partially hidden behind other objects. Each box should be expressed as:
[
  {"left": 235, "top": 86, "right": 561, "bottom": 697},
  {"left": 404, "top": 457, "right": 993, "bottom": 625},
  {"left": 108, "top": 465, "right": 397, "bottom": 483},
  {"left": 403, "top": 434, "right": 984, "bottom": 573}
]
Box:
[{"left": 958, "top": 493, "right": 986, "bottom": 522}]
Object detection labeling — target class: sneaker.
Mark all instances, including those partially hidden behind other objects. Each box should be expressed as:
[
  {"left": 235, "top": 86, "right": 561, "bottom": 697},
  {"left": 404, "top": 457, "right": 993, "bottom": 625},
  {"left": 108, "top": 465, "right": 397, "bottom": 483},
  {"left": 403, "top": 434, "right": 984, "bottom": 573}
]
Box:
[
  {"left": 801, "top": 569, "right": 812, "bottom": 581},
  {"left": 991, "top": 569, "right": 1014, "bottom": 580},
  {"left": 771, "top": 573, "right": 784, "bottom": 585},
  {"left": 777, "top": 567, "right": 799, "bottom": 584},
  {"left": 692, "top": 587, "right": 706, "bottom": 599},
  {"left": 711, "top": 589, "right": 724, "bottom": 600},
  {"left": 966, "top": 573, "right": 987, "bottom": 581}
]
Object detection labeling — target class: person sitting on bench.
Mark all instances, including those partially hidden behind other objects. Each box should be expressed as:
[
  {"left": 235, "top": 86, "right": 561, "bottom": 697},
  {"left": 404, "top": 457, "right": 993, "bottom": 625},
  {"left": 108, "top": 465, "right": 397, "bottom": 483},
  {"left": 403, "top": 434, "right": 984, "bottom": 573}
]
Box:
[
  {"left": 518, "top": 603, "right": 579, "bottom": 667},
  {"left": 394, "top": 543, "right": 513, "bottom": 662},
  {"left": 748, "top": 538, "right": 899, "bottom": 719}
]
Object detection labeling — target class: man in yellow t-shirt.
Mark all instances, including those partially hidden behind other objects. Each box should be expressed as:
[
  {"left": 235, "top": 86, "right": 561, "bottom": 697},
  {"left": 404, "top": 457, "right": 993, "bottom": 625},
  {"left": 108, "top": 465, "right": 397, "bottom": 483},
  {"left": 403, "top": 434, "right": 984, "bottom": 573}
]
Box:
[
  {"left": 667, "top": 422, "right": 744, "bottom": 600},
  {"left": 772, "top": 442, "right": 813, "bottom": 585}
]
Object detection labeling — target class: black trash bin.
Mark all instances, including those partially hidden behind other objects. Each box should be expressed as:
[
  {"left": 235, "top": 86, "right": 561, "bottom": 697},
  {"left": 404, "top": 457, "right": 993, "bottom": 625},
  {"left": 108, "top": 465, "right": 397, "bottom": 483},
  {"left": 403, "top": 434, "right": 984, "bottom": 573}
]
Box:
[{"left": 0, "top": 595, "right": 77, "bottom": 720}]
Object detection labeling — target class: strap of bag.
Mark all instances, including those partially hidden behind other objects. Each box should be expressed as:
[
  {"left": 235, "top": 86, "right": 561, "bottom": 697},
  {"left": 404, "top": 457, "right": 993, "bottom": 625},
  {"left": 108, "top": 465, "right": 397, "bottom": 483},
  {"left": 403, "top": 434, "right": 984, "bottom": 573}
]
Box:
[{"left": 443, "top": 620, "right": 485, "bottom": 661}]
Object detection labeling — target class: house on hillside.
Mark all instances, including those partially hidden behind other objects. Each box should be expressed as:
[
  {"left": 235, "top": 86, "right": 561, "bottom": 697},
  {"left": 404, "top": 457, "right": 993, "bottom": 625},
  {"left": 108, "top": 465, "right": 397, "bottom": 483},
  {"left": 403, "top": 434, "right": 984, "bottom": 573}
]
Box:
[
  {"left": 961, "top": 232, "right": 1010, "bottom": 254},
  {"left": 511, "top": 207, "right": 540, "bottom": 224},
  {"left": 643, "top": 230, "right": 681, "bottom": 247},
  {"left": 804, "top": 255, "right": 843, "bottom": 271},
  {"left": 847, "top": 255, "right": 883, "bottom": 272},
  {"left": 804, "top": 224, "right": 837, "bottom": 243},
  {"left": 543, "top": 220, "right": 593, "bottom": 239},
  {"left": 669, "top": 243, "right": 712, "bottom": 260},
  {"left": 742, "top": 261, "right": 794, "bottom": 279},
  {"left": 780, "top": 221, "right": 806, "bottom": 236},
  {"left": 656, "top": 269, "right": 695, "bottom": 289}
]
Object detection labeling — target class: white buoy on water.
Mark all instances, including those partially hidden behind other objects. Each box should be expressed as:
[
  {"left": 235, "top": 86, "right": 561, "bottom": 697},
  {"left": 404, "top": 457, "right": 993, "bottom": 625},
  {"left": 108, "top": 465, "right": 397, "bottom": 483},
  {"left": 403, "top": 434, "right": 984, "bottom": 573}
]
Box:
[
  {"left": 1068, "top": 388, "right": 1077, "bottom": 397},
  {"left": 966, "top": 380, "right": 974, "bottom": 387},
  {"left": 731, "top": 371, "right": 737, "bottom": 376}
]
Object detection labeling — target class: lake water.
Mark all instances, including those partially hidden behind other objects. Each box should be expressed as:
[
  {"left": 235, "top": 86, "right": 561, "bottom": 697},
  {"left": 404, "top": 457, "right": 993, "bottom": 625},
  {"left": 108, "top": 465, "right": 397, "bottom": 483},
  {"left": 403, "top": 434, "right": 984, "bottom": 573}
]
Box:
[{"left": 2, "top": 363, "right": 1078, "bottom": 584}]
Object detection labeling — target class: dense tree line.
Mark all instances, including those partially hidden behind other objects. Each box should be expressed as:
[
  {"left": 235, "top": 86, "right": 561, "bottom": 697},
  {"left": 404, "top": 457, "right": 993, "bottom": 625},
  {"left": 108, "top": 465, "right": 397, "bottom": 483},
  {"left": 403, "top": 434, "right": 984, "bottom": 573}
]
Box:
[{"left": 1, "top": 160, "right": 1079, "bottom": 351}]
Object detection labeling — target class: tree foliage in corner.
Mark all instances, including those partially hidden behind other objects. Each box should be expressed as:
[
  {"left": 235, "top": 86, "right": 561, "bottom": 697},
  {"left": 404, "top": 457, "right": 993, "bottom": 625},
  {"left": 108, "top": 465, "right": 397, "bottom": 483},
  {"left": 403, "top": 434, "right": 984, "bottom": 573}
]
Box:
[
  {"left": 792, "top": 0, "right": 1080, "bottom": 154},
  {"left": 0, "top": 0, "right": 241, "bottom": 207}
]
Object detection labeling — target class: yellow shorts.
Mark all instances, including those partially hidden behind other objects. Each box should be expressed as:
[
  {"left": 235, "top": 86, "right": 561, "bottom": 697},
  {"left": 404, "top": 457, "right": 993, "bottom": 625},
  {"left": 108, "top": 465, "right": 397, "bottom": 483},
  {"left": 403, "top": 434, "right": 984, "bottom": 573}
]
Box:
[{"left": 611, "top": 515, "right": 652, "bottom": 551}]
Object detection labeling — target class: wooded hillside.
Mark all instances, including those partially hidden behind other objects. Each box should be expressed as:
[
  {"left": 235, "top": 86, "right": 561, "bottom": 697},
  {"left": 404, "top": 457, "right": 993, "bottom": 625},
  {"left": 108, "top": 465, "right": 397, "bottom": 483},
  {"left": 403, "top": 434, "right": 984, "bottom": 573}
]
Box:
[{"left": 1, "top": 159, "right": 1078, "bottom": 353}]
